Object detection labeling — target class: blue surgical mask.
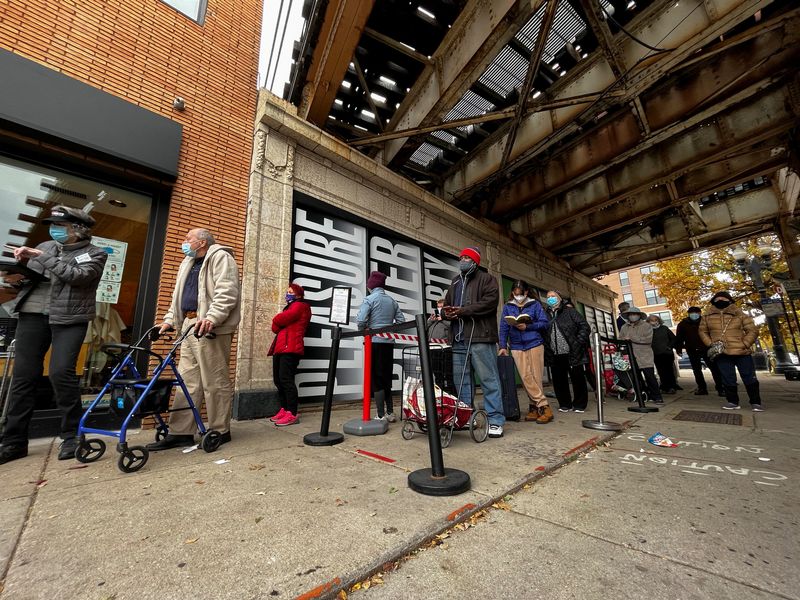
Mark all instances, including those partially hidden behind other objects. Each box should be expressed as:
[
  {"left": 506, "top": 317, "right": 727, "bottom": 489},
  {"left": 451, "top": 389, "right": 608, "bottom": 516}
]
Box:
[
  {"left": 689, "top": 313, "right": 700, "bottom": 321},
  {"left": 181, "top": 242, "right": 197, "bottom": 257},
  {"left": 546, "top": 297, "right": 559, "bottom": 307},
  {"left": 49, "top": 225, "right": 69, "bottom": 244},
  {"left": 285, "top": 293, "right": 296, "bottom": 303},
  {"left": 459, "top": 260, "right": 474, "bottom": 273}
]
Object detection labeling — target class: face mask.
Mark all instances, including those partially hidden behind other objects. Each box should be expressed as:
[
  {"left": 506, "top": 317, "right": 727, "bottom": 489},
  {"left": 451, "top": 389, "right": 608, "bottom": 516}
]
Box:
[
  {"left": 712, "top": 300, "right": 731, "bottom": 309},
  {"left": 546, "top": 297, "right": 559, "bottom": 307},
  {"left": 689, "top": 313, "right": 701, "bottom": 321},
  {"left": 628, "top": 315, "right": 641, "bottom": 322},
  {"left": 459, "top": 260, "right": 474, "bottom": 273},
  {"left": 285, "top": 293, "right": 296, "bottom": 303},
  {"left": 181, "top": 241, "right": 197, "bottom": 257},
  {"left": 49, "top": 225, "right": 69, "bottom": 244},
  {"left": 513, "top": 294, "right": 526, "bottom": 303}
]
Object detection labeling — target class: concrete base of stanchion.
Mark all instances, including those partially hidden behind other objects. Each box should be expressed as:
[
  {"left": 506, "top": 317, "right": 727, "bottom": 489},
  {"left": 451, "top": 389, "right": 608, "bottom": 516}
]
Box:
[
  {"left": 582, "top": 419, "right": 623, "bottom": 431},
  {"left": 628, "top": 406, "right": 659, "bottom": 413},
  {"left": 408, "top": 468, "right": 471, "bottom": 496},
  {"left": 303, "top": 432, "right": 345, "bottom": 446},
  {"left": 343, "top": 418, "right": 388, "bottom": 436}
]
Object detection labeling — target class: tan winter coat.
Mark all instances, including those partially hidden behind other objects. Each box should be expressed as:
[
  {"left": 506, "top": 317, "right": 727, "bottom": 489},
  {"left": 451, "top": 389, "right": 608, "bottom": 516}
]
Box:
[
  {"left": 699, "top": 304, "right": 758, "bottom": 356},
  {"left": 164, "top": 244, "right": 241, "bottom": 334},
  {"left": 619, "top": 319, "right": 654, "bottom": 368}
]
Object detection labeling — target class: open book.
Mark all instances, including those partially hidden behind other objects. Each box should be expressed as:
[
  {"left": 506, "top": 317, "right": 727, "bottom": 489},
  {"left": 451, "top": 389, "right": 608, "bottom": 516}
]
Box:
[{"left": 504, "top": 313, "right": 532, "bottom": 326}]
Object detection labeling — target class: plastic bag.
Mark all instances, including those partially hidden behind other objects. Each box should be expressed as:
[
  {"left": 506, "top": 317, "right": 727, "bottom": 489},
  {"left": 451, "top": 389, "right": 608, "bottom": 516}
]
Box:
[{"left": 648, "top": 432, "right": 678, "bottom": 448}]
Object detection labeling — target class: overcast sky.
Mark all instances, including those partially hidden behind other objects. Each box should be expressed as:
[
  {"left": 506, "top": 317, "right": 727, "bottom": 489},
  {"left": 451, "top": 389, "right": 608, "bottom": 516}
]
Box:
[{"left": 259, "top": 0, "right": 306, "bottom": 95}]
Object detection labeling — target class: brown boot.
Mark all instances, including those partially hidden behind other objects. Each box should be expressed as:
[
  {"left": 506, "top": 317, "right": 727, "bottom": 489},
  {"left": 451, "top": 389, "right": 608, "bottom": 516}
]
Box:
[
  {"left": 524, "top": 406, "right": 541, "bottom": 421},
  {"left": 536, "top": 405, "right": 554, "bottom": 424}
]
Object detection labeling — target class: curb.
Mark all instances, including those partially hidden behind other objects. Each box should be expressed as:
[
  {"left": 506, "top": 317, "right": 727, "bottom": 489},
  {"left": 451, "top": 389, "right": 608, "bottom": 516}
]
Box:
[{"left": 294, "top": 425, "right": 630, "bottom": 599}]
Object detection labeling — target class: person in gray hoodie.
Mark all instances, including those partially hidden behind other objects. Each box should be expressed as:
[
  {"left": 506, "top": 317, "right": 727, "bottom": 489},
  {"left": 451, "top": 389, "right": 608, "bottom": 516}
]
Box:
[
  {"left": 0, "top": 205, "right": 107, "bottom": 465},
  {"left": 620, "top": 306, "right": 663, "bottom": 404},
  {"left": 148, "top": 228, "right": 241, "bottom": 451}
]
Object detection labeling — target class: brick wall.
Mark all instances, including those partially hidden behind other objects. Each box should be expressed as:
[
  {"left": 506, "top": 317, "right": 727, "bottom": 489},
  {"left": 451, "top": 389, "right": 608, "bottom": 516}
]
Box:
[{"left": 0, "top": 0, "right": 261, "bottom": 326}]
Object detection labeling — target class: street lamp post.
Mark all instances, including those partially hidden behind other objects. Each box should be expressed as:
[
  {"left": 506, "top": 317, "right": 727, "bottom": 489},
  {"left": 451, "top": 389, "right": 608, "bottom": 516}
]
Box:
[{"left": 732, "top": 243, "right": 791, "bottom": 374}]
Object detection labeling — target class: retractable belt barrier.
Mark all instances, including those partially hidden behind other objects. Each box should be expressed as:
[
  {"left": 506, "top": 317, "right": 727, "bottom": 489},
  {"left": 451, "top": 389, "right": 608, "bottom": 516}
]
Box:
[
  {"left": 582, "top": 332, "right": 623, "bottom": 432},
  {"left": 303, "top": 315, "right": 471, "bottom": 496}
]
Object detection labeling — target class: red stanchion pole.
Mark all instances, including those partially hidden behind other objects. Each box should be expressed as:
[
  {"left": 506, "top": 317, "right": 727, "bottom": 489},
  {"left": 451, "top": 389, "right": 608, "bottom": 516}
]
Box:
[{"left": 362, "top": 334, "right": 372, "bottom": 421}]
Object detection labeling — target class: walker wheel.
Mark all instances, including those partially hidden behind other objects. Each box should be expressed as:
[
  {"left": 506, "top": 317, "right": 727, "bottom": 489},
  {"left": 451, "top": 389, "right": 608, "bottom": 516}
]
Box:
[
  {"left": 118, "top": 446, "right": 148, "bottom": 473},
  {"left": 75, "top": 438, "right": 106, "bottom": 463},
  {"left": 401, "top": 421, "right": 415, "bottom": 440},
  {"left": 155, "top": 427, "right": 168, "bottom": 442},
  {"left": 469, "top": 409, "right": 489, "bottom": 443},
  {"left": 439, "top": 426, "right": 453, "bottom": 448},
  {"left": 200, "top": 430, "right": 222, "bottom": 453}
]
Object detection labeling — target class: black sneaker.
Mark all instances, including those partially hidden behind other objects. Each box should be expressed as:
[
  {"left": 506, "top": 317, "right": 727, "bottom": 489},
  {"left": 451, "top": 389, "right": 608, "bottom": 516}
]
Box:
[
  {"left": 0, "top": 444, "right": 28, "bottom": 465},
  {"left": 146, "top": 434, "right": 195, "bottom": 451},
  {"left": 58, "top": 437, "right": 79, "bottom": 461},
  {"left": 693, "top": 389, "right": 709, "bottom": 395},
  {"left": 218, "top": 431, "right": 232, "bottom": 445}
]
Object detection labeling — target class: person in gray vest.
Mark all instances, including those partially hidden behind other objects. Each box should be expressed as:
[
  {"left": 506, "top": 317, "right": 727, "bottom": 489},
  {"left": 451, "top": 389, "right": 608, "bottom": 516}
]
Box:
[{"left": 0, "top": 206, "right": 107, "bottom": 465}]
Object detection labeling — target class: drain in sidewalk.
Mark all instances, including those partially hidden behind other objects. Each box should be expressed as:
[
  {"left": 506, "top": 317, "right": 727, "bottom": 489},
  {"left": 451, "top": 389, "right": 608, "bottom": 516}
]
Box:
[{"left": 673, "top": 410, "right": 742, "bottom": 426}]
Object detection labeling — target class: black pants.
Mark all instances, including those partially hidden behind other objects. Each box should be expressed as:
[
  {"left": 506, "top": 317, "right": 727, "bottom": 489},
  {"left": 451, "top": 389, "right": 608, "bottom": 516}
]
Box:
[
  {"left": 654, "top": 353, "right": 677, "bottom": 391},
  {"left": 2, "top": 313, "right": 88, "bottom": 446},
  {"left": 551, "top": 354, "right": 588, "bottom": 410},
  {"left": 371, "top": 343, "right": 395, "bottom": 417},
  {"left": 273, "top": 353, "right": 301, "bottom": 415},
  {"left": 640, "top": 366, "right": 663, "bottom": 402},
  {"left": 687, "top": 350, "right": 723, "bottom": 393}
]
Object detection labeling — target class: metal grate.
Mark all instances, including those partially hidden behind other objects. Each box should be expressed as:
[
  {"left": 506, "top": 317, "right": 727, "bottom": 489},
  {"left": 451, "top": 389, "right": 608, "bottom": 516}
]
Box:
[{"left": 673, "top": 410, "right": 742, "bottom": 426}]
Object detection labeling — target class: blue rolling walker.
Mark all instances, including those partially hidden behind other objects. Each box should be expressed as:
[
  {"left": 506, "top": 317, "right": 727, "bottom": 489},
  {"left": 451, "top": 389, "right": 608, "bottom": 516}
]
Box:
[{"left": 76, "top": 325, "right": 222, "bottom": 473}]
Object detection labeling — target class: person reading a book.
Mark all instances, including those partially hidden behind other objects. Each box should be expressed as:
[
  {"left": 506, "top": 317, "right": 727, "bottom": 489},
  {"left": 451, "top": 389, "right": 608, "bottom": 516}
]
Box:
[
  {"left": 0, "top": 205, "right": 107, "bottom": 465},
  {"left": 498, "top": 281, "right": 552, "bottom": 424}
]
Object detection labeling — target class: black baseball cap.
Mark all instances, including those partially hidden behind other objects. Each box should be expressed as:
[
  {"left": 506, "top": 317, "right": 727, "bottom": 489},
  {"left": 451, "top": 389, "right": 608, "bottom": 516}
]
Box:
[{"left": 42, "top": 205, "right": 96, "bottom": 227}]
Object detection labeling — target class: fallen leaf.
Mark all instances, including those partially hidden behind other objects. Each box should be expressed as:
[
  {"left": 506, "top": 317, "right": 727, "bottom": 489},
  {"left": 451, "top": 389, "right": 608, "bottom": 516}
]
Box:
[
  {"left": 337, "top": 590, "right": 348, "bottom": 599},
  {"left": 185, "top": 537, "right": 199, "bottom": 544},
  {"left": 492, "top": 500, "right": 511, "bottom": 511},
  {"left": 249, "top": 464, "right": 265, "bottom": 471},
  {"left": 36, "top": 480, "right": 48, "bottom": 489},
  {"left": 351, "top": 582, "right": 362, "bottom": 591},
  {"left": 383, "top": 527, "right": 398, "bottom": 534},
  {"left": 388, "top": 486, "right": 398, "bottom": 494},
  {"left": 195, "top": 480, "right": 205, "bottom": 485},
  {"left": 255, "top": 516, "right": 263, "bottom": 524},
  {"left": 335, "top": 498, "right": 347, "bottom": 507}
]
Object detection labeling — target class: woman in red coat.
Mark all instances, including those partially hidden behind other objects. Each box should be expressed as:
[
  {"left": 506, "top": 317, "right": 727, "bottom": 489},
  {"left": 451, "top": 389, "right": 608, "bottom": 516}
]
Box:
[{"left": 268, "top": 283, "right": 311, "bottom": 426}]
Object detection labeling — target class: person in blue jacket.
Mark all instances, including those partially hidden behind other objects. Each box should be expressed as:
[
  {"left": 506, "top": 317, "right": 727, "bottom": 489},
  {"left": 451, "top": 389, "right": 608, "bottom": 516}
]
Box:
[
  {"left": 498, "top": 280, "right": 552, "bottom": 424},
  {"left": 357, "top": 271, "right": 405, "bottom": 422}
]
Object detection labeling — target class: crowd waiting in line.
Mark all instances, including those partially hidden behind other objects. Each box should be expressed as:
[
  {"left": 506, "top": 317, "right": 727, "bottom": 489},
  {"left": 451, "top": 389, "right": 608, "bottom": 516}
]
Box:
[{"left": 0, "top": 218, "right": 764, "bottom": 465}]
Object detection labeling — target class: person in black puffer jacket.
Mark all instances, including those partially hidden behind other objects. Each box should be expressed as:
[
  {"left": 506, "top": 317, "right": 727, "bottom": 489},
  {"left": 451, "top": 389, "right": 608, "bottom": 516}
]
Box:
[
  {"left": 0, "top": 205, "right": 107, "bottom": 466},
  {"left": 543, "top": 290, "right": 591, "bottom": 412}
]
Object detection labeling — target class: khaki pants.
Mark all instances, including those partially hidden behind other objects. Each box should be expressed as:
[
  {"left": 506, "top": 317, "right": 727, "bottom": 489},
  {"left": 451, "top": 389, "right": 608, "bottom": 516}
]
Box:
[
  {"left": 511, "top": 346, "right": 548, "bottom": 408},
  {"left": 169, "top": 318, "right": 234, "bottom": 435}
]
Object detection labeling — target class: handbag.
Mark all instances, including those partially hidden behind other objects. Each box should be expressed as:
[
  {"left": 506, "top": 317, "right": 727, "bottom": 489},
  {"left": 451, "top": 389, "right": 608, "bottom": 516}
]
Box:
[{"left": 706, "top": 316, "right": 732, "bottom": 362}]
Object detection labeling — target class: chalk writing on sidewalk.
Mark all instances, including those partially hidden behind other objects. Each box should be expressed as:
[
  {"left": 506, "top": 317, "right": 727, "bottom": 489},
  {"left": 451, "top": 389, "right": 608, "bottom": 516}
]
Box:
[
  {"left": 620, "top": 454, "right": 787, "bottom": 486},
  {"left": 625, "top": 434, "right": 763, "bottom": 454}
]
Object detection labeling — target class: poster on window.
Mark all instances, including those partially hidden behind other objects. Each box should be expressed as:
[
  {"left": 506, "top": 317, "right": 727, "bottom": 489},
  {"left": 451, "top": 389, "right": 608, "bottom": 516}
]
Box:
[
  {"left": 93, "top": 236, "right": 127, "bottom": 304},
  {"left": 291, "top": 192, "right": 462, "bottom": 402}
]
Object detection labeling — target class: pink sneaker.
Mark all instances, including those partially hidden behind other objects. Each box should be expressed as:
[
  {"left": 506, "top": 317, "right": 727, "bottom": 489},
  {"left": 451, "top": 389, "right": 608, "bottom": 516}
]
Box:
[
  {"left": 269, "top": 408, "right": 287, "bottom": 423},
  {"left": 275, "top": 412, "right": 298, "bottom": 427}
]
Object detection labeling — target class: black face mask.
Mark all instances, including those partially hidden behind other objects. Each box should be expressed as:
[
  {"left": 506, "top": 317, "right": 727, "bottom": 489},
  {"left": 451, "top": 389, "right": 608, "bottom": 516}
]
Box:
[{"left": 712, "top": 300, "right": 731, "bottom": 309}]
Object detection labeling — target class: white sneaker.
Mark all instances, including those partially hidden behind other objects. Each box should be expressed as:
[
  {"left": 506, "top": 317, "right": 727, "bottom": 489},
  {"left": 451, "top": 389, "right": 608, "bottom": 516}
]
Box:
[
  {"left": 488, "top": 424, "right": 504, "bottom": 438},
  {"left": 385, "top": 413, "right": 397, "bottom": 422},
  {"left": 573, "top": 409, "right": 585, "bottom": 414},
  {"left": 558, "top": 407, "right": 571, "bottom": 413}
]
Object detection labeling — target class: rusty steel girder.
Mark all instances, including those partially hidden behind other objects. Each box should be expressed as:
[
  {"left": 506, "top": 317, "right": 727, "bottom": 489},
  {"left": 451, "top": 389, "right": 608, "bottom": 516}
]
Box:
[
  {"left": 572, "top": 186, "right": 782, "bottom": 276},
  {"left": 444, "top": 0, "right": 778, "bottom": 207},
  {"left": 528, "top": 85, "right": 798, "bottom": 251}
]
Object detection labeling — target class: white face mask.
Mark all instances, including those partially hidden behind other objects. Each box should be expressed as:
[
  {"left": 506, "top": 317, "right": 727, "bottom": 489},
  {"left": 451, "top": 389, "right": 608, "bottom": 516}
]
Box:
[
  {"left": 513, "top": 294, "right": 526, "bottom": 303},
  {"left": 628, "top": 315, "right": 641, "bottom": 323}
]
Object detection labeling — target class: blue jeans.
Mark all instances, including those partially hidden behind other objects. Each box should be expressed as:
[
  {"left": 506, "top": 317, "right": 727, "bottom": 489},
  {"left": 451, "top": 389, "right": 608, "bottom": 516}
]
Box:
[
  {"left": 715, "top": 354, "right": 758, "bottom": 387},
  {"left": 452, "top": 341, "right": 505, "bottom": 426}
]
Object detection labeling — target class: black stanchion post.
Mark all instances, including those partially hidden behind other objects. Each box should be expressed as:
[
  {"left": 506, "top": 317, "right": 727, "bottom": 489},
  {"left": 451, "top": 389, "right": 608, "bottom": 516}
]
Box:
[
  {"left": 583, "top": 332, "right": 622, "bottom": 431},
  {"left": 407, "top": 313, "right": 471, "bottom": 496},
  {"left": 625, "top": 339, "right": 659, "bottom": 414},
  {"left": 304, "top": 326, "right": 346, "bottom": 446}
]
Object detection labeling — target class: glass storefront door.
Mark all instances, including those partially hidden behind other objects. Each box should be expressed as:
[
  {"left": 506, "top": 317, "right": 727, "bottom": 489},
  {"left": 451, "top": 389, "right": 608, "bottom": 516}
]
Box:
[{"left": 0, "top": 155, "right": 154, "bottom": 434}]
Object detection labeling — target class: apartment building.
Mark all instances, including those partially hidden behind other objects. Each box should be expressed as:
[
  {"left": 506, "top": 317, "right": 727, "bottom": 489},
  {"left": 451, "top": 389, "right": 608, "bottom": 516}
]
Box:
[{"left": 596, "top": 264, "right": 674, "bottom": 330}]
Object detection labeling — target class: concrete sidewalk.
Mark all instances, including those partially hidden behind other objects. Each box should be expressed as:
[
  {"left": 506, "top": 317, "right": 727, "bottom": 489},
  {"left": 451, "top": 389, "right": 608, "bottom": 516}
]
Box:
[{"left": 1, "top": 372, "right": 798, "bottom": 599}]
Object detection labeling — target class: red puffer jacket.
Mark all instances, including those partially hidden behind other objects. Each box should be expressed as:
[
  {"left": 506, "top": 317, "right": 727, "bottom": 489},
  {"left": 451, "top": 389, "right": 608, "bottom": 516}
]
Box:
[{"left": 268, "top": 300, "right": 312, "bottom": 355}]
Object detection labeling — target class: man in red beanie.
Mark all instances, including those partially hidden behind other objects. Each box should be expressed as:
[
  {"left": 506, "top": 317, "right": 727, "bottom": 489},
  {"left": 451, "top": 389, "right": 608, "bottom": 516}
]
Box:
[
  {"left": 442, "top": 247, "right": 506, "bottom": 437},
  {"left": 357, "top": 271, "right": 405, "bottom": 421}
]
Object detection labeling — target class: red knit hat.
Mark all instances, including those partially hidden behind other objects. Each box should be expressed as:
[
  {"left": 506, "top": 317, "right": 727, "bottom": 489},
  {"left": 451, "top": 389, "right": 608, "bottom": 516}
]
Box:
[
  {"left": 288, "top": 282, "right": 305, "bottom": 297},
  {"left": 366, "top": 271, "right": 387, "bottom": 290},
  {"left": 460, "top": 246, "right": 481, "bottom": 265}
]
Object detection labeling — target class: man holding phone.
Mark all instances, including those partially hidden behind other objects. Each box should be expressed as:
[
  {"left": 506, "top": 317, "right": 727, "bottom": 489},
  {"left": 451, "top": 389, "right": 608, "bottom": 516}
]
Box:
[{"left": 442, "top": 247, "right": 505, "bottom": 438}]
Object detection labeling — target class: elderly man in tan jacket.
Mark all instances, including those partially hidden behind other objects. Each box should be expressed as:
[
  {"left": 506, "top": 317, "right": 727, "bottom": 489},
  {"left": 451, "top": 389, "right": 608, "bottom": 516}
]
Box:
[
  {"left": 148, "top": 228, "right": 241, "bottom": 450},
  {"left": 698, "top": 290, "right": 762, "bottom": 411}
]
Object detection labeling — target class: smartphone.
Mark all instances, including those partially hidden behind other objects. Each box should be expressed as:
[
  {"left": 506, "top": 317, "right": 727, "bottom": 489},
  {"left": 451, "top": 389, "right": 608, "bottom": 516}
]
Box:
[{"left": 433, "top": 307, "right": 441, "bottom": 317}]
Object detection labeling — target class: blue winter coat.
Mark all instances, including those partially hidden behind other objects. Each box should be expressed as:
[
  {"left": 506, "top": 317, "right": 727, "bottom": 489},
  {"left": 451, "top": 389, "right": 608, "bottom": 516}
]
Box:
[
  {"left": 356, "top": 287, "right": 405, "bottom": 344},
  {"left": 498, "top": 298, "right": 549, "bottom": 351}
]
